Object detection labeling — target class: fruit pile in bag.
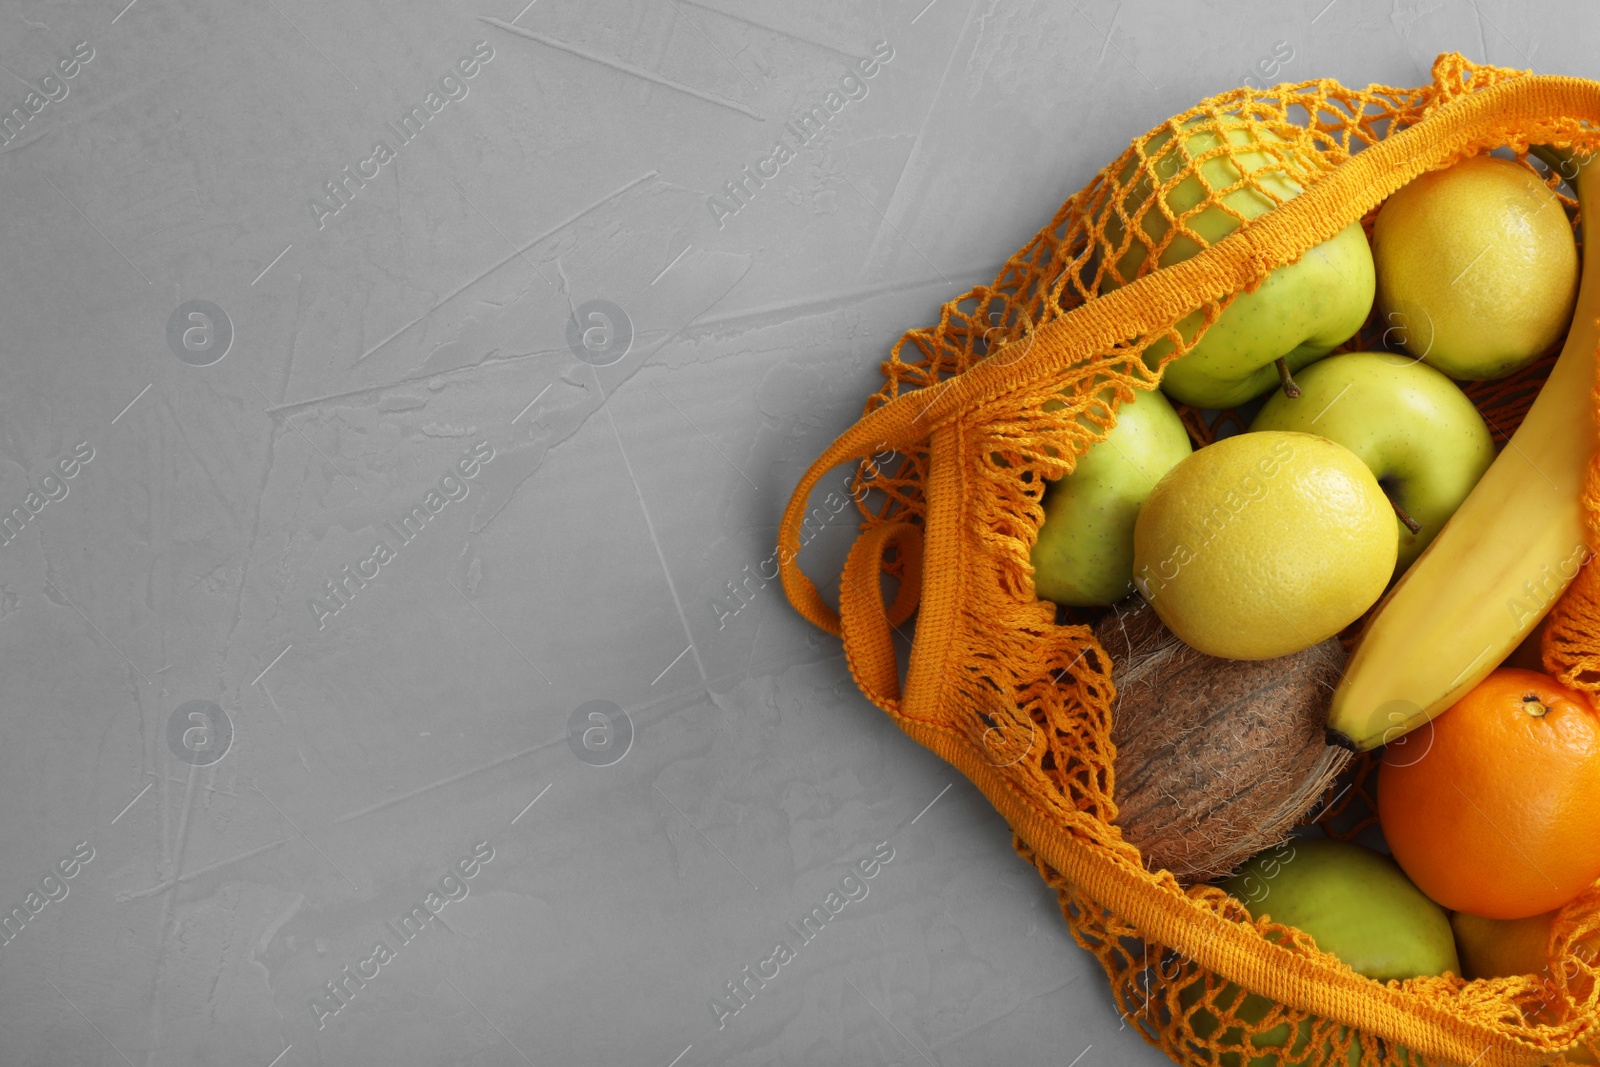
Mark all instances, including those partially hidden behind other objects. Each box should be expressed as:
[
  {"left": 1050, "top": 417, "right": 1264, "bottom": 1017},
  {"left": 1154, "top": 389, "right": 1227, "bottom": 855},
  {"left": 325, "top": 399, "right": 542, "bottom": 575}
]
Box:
[
  {"left": 1030, "top": 79, "right": 1600, "bottom": 1063},
  {"left": 774, "top": 54, "right": 1600, "bottom": 1067}
]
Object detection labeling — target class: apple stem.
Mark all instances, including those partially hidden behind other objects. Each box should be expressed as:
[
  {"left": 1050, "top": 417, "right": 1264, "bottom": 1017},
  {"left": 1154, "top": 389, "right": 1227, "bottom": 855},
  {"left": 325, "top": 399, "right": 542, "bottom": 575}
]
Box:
[
  {"left": 1275, "top": 358, "right": 1302, "bottom": 399},
  {"left": 1388, "top": 495, "right": 1422, "bottom": 535}
]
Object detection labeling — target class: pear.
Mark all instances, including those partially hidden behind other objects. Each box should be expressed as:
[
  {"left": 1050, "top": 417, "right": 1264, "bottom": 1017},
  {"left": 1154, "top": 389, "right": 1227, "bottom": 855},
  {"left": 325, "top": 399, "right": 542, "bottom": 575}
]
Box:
[
  {"left": 1220, "top": 839, "right": 1459, "bottom": 982},
  {"left": 1168, "top": 839, "right": 1454, "bottom": 1067}
]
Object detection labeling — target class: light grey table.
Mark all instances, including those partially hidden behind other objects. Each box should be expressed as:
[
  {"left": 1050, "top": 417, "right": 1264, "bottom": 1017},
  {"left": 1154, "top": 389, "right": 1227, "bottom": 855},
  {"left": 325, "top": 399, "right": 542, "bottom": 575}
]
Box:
[{"left": 0, "top": 1, "right": 1590, "bottom": 1063}]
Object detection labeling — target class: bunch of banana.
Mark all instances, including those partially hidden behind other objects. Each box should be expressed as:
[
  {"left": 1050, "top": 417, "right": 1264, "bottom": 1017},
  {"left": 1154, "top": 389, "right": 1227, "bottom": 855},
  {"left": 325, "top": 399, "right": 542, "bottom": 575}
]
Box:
[{"left": 1327, "top": 148, "right": 1600, "bottom": 751}]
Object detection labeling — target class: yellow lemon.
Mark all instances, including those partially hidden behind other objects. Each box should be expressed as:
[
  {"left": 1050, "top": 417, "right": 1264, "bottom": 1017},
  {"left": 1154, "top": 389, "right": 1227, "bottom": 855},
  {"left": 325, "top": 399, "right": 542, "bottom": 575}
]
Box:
[
  {"left": 1450, "top": 909, "right": 1554, "bottom": 981},
  {"left": 1449, "top": 909, "right": 1600, "bottom": 1063},
  {"left": 1132, "top": 431, "right": 1396, "bottom": 660},
  {"left": 1373, "top": 154, "right": 1578, "bottom": 380}
]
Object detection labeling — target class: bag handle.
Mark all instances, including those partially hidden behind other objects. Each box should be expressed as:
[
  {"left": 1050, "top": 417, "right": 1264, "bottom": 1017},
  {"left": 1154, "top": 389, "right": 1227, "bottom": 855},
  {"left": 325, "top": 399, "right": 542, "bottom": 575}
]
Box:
[
  {"left": 781, "top": 67, "right": 1600, "bottom": 652},
  {"left": 838, "top": 521, "right": 924, "bottom": 712}
]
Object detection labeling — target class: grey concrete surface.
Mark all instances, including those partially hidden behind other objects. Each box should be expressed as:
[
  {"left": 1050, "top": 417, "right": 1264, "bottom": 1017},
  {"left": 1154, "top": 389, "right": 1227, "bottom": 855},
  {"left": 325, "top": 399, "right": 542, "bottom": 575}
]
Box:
[{"left": 0, "top": 1, "right": 1592, "bottom": 1064}]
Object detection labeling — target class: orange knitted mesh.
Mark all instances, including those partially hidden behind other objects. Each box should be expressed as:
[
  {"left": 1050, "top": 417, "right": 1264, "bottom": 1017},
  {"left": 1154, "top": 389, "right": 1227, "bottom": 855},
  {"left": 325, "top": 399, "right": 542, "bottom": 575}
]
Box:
[{"left": 780, "top": 53, "right": 1600, "bottom": 1066}]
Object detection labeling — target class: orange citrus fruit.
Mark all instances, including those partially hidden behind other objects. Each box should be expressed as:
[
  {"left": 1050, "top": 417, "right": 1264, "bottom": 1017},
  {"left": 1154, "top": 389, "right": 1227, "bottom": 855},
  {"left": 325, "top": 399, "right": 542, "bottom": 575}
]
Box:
[{"left": 1378, "top": 668, "right": 1600, "bottom": 919}]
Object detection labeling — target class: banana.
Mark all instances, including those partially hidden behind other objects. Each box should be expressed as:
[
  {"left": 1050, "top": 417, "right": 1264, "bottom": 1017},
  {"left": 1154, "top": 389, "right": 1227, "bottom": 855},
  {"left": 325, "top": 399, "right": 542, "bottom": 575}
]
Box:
[{"left": 1326, "top": 149, "right": 1600, "bottom": 751}]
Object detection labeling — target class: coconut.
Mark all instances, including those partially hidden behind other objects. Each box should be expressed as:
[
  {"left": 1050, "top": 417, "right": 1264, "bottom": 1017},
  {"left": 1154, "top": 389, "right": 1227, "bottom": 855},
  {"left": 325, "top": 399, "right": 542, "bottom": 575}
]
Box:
[{"left": 1096, "top": 597, "right": 1350, "bottom": 884}]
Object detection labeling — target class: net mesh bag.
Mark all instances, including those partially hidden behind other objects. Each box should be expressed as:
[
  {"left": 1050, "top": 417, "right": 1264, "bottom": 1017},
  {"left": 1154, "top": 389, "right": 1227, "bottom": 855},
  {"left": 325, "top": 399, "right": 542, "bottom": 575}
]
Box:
[{"left": 778, "top": 53, "right": 1600, "bottom": 1066}]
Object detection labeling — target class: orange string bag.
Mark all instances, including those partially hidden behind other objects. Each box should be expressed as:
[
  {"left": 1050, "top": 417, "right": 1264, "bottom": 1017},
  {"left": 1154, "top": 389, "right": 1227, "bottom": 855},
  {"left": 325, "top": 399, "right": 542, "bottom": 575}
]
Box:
[{"left": 778, "top": 54, "right": 1600, "bottom": 1067}]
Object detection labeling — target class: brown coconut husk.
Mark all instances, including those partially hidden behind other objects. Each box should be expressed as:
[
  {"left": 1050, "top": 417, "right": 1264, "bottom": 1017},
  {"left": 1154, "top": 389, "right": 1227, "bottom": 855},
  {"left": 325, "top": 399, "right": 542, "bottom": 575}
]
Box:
[{"left": 1096, "top": 597, "right": 1351, "bottom": 885}]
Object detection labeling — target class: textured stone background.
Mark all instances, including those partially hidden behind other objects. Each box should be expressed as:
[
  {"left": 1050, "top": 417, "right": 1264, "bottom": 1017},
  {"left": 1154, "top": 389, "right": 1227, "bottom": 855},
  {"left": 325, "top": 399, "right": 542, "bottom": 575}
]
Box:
[{"left": 0, "top": 1, "right": 1591, "bottom": 1064}]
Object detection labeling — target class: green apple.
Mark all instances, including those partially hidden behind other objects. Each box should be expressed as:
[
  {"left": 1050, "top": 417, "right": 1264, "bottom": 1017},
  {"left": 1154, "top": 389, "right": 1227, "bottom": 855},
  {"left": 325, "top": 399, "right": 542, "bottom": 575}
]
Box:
[
  {"left": 1248, "top": 352, "right": 1495, "bottom": 573},
  {"left": 1220, "top": 838, "right": 1459, "bottom": 982},
  {"left": 1098, "top": 116, "right": 1376, "bottom": 409},
  {"left": 1031, "top": 389, "right": 1191, "bottom": 606}
]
